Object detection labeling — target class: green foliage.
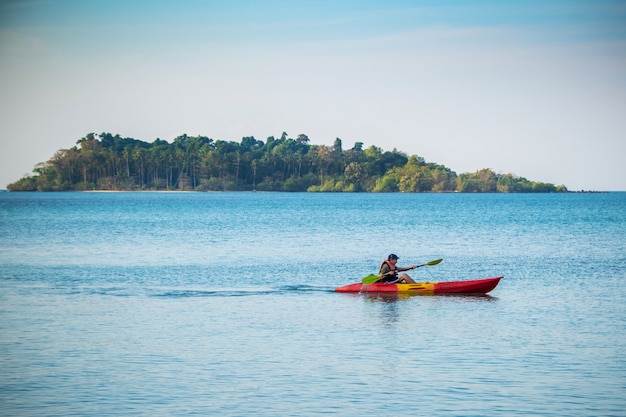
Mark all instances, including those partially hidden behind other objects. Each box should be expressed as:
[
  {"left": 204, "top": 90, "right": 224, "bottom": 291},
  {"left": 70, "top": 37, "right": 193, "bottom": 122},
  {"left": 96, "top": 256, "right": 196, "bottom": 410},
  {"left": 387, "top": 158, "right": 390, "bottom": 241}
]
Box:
[
  {"left": 6, "top": 132, "right": 568, "bottom": 193},
  {"left": 308, "top": 178, "right": 357, "bottom": 192},
  {"left": 373, "top": 172, "right": 400, "bottom": 192},
  {"left": 458, "top": 168, "right": 497, "bottom": 192},
  {"left": 7, "top": 176, "right": 37, "bottom": 191}
]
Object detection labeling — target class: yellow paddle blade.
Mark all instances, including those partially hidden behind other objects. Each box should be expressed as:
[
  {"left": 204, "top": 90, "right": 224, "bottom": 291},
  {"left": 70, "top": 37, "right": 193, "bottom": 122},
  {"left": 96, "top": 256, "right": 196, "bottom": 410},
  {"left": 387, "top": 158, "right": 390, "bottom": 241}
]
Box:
[{"left": 361, "top": 274, "right": 380, "bottom": 284}]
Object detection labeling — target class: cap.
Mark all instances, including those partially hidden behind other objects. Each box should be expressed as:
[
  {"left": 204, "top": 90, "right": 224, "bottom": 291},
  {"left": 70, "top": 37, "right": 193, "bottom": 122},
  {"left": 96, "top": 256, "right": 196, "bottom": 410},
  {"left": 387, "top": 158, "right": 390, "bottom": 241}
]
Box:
[{"left": 388, "top": 253, "right": 399, "bottom": 260}]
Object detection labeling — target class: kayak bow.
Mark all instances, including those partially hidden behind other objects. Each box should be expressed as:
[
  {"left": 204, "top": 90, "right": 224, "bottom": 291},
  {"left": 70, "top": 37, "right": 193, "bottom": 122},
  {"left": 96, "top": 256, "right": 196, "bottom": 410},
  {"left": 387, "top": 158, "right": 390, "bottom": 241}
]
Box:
[{"left": 335, "top": 276, "right": 502, "bottom": 295}]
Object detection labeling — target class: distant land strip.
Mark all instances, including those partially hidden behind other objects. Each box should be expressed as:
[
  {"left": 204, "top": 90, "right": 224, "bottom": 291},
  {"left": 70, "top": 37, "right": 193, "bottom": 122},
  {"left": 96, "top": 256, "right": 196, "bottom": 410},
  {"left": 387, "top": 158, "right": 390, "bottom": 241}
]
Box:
[{"left": 8, "top": 132, "right": 568, "bottom": 193}]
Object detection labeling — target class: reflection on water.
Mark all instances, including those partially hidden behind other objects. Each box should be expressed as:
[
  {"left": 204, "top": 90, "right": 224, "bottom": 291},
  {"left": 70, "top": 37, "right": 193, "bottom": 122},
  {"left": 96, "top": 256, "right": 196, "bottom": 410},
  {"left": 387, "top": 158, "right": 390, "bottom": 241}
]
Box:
[
  {"left": 360, "top": 292, "right": 497, "bottom": 302},
  {"left": 360, "top": 292, "right": 498, "bottom": 327}
]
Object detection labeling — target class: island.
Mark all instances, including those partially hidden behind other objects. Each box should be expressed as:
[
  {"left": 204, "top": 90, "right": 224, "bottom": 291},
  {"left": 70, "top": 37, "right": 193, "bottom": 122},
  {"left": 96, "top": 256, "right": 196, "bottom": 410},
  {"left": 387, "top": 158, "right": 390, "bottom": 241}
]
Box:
[{"left": 8, "top": 132, "right": 567, "bottom": 193}]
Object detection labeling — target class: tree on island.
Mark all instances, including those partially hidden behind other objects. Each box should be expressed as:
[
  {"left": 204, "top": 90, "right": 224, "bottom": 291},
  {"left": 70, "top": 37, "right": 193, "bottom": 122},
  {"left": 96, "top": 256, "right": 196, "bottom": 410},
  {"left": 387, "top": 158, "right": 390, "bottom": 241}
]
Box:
[{"left": 7, "top": 132, "right": 568, "bottom": 193}]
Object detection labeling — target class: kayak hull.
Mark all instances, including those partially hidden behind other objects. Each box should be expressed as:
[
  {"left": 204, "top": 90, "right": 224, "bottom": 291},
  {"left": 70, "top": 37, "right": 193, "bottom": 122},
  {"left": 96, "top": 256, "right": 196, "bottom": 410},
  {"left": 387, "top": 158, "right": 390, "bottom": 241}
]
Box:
[{"left": 335, "top": 276, "right": 502, "bottom": 295}]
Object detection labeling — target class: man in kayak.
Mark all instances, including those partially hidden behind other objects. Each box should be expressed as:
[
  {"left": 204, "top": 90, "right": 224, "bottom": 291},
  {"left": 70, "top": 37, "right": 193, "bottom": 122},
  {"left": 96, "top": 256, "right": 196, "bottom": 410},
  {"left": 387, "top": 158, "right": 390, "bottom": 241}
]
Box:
[{"left": 378, "top": 254, "right": 418, "bottom": 284}]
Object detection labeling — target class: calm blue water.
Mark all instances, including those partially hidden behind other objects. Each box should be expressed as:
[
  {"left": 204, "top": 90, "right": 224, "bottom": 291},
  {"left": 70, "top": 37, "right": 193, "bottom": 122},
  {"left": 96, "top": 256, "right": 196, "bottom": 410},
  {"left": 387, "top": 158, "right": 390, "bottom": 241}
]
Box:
[{"left": 1, "top": 192, "right": 625, "bottom": 416}]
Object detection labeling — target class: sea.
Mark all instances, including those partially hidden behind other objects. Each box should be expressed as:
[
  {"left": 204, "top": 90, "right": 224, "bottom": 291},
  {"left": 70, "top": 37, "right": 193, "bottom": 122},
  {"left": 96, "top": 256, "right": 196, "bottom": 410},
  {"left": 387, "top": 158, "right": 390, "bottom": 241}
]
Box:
[{"left": 0, "top": 191, "right": 624, "bottom": 416}]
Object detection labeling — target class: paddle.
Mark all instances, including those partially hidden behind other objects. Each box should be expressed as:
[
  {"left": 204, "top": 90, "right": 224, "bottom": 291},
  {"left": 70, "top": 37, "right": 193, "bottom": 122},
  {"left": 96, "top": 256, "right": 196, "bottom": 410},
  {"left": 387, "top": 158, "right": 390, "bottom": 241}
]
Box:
[{"left": 361, "top": 258, "right": 443, "bottom": 284}]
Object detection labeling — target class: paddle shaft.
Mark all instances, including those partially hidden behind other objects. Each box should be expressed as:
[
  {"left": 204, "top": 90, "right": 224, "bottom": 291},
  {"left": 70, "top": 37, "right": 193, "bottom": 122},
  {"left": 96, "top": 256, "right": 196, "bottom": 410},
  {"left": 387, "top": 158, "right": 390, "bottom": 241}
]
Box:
[{"left": 391, "top": 258, "right": 443, "bottom": 273}]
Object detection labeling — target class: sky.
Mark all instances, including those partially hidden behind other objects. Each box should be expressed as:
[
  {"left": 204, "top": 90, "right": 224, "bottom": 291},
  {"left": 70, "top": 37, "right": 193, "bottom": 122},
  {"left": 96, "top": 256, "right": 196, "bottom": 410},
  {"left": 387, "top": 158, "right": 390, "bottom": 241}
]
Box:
[{"left": 1, "top": 0, "right": 625, "bottom": 191}]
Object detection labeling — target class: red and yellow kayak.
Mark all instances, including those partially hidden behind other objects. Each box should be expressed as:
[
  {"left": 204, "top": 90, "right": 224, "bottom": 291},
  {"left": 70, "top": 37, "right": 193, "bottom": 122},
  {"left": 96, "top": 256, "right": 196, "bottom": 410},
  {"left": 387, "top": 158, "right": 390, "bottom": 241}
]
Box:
[{"left": 335, "top": 276, "right": 502, "bottom": 295}]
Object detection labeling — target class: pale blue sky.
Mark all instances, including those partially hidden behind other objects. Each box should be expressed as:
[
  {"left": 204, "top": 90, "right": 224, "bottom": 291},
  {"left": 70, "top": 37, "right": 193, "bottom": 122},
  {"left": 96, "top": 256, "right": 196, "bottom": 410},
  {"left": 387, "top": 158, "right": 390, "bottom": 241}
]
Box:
[{"left": 1, "top": 0, "right": 625, "bottom": 190}]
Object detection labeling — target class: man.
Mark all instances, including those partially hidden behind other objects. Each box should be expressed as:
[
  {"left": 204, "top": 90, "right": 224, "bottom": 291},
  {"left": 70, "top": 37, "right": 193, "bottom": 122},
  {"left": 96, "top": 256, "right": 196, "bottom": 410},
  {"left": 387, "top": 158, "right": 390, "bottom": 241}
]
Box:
[{"left": 378, "top": 254, "right": 417, "bottom": 283}]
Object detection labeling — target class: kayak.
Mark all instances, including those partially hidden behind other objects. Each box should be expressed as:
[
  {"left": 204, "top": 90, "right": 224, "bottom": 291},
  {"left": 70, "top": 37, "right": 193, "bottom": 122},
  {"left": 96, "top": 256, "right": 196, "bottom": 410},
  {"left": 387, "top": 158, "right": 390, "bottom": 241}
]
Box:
[{"left": 335, "top": 276, "right": 502, "bottom": 295}]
